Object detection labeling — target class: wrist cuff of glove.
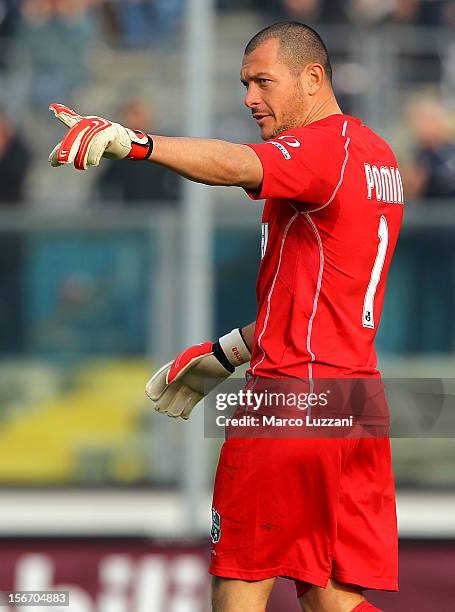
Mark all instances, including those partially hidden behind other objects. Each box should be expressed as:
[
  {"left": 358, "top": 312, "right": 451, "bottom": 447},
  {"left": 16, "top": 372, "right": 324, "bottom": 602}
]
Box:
[
  {"left": 218, "top": 328, "right": 251, "bottom": 368},
  {"left": 128, "top": 131, "right": 154, "bottom": 160}
]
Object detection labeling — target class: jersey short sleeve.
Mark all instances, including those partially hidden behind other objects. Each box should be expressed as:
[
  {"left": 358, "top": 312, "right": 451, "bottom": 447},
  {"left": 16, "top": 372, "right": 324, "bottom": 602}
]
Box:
[{"left": 245, "top": 124, "right": 347, "bottom": 205}]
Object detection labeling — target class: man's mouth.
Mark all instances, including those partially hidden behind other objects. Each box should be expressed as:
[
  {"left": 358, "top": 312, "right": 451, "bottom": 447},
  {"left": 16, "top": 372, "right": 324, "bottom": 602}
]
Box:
[{"left": 253, "top": 113, "right": 271, "bottom": 125}]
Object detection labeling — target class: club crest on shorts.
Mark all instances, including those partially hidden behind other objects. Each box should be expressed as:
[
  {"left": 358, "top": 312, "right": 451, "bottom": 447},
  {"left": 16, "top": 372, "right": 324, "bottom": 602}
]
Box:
[{"left": 211, "top": 507, "right": 221, "bottom": 544}]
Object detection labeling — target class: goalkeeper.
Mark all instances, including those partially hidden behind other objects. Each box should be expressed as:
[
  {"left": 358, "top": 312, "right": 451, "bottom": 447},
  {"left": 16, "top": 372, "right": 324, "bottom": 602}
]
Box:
[{"left": 49, "top": 22, "right": 402, "bottom": 612}]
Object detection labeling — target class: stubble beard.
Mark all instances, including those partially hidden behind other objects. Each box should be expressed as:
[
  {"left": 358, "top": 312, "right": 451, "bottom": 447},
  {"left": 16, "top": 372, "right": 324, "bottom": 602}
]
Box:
[
  {"left": 261, "top": 112, "right": 306, "bottom": 141},
  {"left": 269, "top": 83, "right": 308, "bottom": 139}
]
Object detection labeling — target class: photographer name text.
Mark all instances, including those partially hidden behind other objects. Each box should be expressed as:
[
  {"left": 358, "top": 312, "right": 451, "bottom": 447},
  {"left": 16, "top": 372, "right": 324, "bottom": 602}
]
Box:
[{"left": 216, "top": 415, "right": 354, "bottom": 428}]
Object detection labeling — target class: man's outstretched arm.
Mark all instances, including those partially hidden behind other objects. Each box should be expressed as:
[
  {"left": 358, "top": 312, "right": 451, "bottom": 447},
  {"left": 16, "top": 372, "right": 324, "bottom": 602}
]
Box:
[
  {"left": 48, "top": 103, "right": 263, "bottom": 190},
  {"left": 149, "top": 136, "right": 263, "bottom": 190}
]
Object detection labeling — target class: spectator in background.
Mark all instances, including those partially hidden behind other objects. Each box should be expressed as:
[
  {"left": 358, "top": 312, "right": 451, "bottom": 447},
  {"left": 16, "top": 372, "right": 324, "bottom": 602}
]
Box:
[
  {"left": 0, "top": 0, "right": 18, "bottom": 38},
  {"left": 10, "top": 0, "right": 98, "bottom": 108},
  {"left": 405, "top": 98, "right": 455, "bottom": 199},
  {"left": 389, "top": 1, "right": 445, "bottom": 83},
  {"left": 0, "top": 108, "right": 31, "bottom": 203},
  {"left": 320, "top": 0, "right": 442, "bottom": 26},
  {"left": 391, "top": 0, "right": 445, "bottom": 26},
  {"left": 0, "top": 109, "right": 31, "bottom": 355},
  {"left": 319, "top": 0, "right": 349, "bottom": 23},
  {"left": 387, "top": 0, "right": 419, "bottom": 23},
  {"left": 278, "top": 0, "right": 322, "bottom": 20},
  {"left": 403, "top": 98, "right": 455, "bottom": 353},
  {"left": 250, "top": 0, "right": 447, "bottom": 25},
  {"left": 0, "top": 0, "right": 20, "bottom": 70},
  {"left": 253, "top": 0, "right": 322, "bottom": 22},
  {"left": 108, "top": 0, "right": 183, "bottom": 48},
  {"left": 446, "top": 0, "right": 455, "bottom": 24},
  {"left": 347, "top": 0, "right": 394, "bottom": 24},
  {"left": 96, "top": 99, "right": 181, "bottom": 206}
]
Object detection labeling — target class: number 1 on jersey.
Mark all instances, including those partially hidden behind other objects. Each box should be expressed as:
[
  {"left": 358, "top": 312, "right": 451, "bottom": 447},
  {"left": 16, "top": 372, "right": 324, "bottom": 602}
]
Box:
[{"left": 362, "top": 215, "right": 389, "bottom": 329}]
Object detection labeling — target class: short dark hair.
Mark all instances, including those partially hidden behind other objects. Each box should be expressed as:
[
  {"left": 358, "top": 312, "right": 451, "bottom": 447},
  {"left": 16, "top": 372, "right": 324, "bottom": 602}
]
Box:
[{"left": 244, "top": 21, "right": 332, "bottom": 83}]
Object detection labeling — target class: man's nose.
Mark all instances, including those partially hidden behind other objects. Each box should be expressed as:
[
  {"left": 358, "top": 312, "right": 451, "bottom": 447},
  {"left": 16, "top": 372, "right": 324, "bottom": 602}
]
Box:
[{"left": 243, "top": 84, "right": 261, "bottom": 109}]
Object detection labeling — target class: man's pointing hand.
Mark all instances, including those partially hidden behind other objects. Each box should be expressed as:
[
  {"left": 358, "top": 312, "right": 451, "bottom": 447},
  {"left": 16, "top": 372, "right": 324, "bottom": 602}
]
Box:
[{"left": 48, "top": 103, "right": 154, "bottom": 171}]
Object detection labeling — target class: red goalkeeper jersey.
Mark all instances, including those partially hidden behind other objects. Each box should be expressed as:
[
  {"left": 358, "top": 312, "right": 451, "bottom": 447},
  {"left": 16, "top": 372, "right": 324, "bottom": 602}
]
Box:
[{"left": 245, "top": 114, "right": 404, "bottom": 378}]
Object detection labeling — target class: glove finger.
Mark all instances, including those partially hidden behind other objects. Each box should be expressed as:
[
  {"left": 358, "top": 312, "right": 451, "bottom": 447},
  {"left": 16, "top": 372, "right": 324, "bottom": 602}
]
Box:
[
  {"left": 57, "top": 121, "right": 91, "bottom": 167},
  {"left": 55, "top": 116, "right": 113, "bottom": 170},
  {"left": 49, "top": 103, "right": 82, "bottom": 128},
  {"left": 181, "top": 390, "right": 203, "bottom": 419},
  {"left": 145, "top": 361, "right": 173, "bottom": 402},
  {"left": 150, "top": 383, "right": 182, "bottom": 414},
  {"left": 166, "top": 385, "right": 202, "bottom": 418},
  {"left": 49, "top": 141, "right": 63, "bottom": 167},
  {"left": 86, "top": 130, "right": 111, "bottom": 168},
  {"left": 73, "top": 117, "right": 113, "bottom": 170}
]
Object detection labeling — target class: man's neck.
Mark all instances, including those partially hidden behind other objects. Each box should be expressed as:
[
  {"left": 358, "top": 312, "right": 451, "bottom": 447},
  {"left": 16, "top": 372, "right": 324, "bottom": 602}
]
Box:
[{"left": 303, "top": 96, "right": 343, "bottom": 127}]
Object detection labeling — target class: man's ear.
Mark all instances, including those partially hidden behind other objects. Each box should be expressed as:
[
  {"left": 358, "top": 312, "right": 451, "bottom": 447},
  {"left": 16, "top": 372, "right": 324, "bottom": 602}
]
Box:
[{"left": 305, "top": 63, "right": 325, "bottom": 96}]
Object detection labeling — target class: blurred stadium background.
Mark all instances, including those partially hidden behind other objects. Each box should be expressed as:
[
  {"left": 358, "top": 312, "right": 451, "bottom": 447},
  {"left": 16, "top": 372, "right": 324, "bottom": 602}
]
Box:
[{"left": 0, "top": 0, "right": 454, "bottom": 610}]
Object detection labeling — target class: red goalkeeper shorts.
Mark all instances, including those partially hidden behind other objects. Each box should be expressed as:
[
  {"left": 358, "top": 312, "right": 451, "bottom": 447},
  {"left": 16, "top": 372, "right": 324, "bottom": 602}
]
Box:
[{"left": 209, "top": 436, "right": 398, "bottom": 593}]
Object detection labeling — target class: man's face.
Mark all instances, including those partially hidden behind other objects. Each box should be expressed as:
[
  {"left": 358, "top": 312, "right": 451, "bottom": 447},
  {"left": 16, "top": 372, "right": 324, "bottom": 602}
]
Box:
[{"left": 241, "top": 38, "right": 310, "bottom": 140}]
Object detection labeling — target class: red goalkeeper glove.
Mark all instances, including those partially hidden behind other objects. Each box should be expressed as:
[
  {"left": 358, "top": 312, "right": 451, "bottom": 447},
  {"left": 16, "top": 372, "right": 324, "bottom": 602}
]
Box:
[
  {"left": 145, "top": 329, "right": 251, "bottom": 419},
  {"left": 48, "top": 103, "right": 154, "bottom": 171}
]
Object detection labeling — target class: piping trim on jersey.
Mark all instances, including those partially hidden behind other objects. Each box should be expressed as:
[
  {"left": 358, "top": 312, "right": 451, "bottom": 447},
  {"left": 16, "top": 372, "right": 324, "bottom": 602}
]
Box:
[
  {"left": 251, "top": 120, "right": 348, "bottom": 377},
  {"left": 304, "top": 213, "right": 325, "bottom": 380},
  {"left": 251, "top": 210, "right": 299, "bottom": 376},
  {"left": 306, "top": 120, "right": 350, "bottom": 214}
]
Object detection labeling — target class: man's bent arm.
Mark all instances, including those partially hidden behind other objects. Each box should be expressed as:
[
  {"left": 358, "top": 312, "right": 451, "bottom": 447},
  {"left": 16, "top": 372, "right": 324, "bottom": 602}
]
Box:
[
  {"left": 240, "top": 322, "right": 255, "bottom": 353},
  {"left": 149, "top": 136, "right": 263, "bottom": 190}
]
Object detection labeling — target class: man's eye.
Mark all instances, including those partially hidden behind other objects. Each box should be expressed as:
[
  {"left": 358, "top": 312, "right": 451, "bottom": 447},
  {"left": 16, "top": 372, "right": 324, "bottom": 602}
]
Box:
[{"left": 258, "top": 79, "right": 270, "bottom": 86}]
